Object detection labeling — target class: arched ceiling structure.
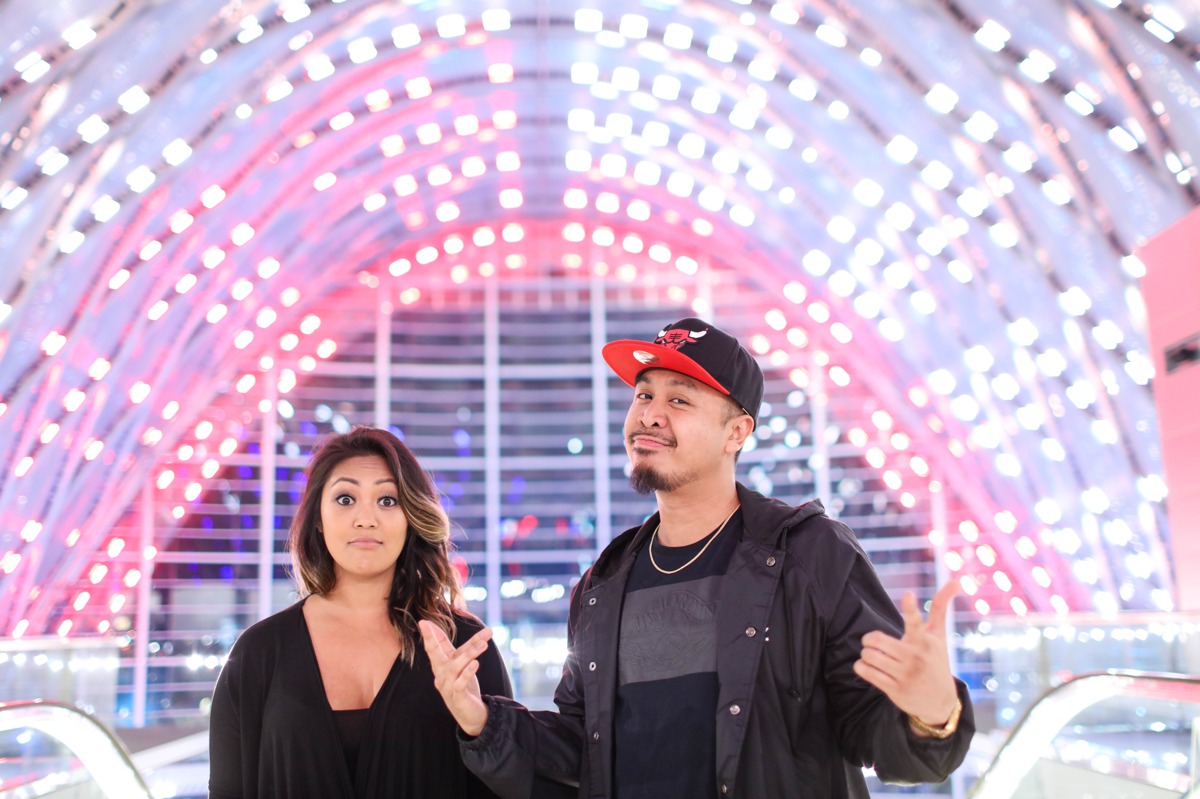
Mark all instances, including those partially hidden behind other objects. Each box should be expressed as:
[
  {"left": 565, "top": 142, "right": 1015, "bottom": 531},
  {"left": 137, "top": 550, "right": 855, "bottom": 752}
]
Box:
[{"left": 1, "top": 0, "right": 1195, "bottom": 636}]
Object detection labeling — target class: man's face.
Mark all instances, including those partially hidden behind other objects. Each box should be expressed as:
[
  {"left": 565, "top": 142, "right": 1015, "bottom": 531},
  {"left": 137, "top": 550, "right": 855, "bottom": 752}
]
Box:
[{"left": 623, "top": 369, "right": 744, "bottom": 494}]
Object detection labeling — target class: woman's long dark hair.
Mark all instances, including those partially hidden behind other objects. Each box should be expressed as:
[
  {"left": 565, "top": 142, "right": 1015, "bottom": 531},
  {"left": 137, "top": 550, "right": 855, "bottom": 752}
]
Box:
[{"left": 288, "top": 426, "right": 465, "bottom": 663}]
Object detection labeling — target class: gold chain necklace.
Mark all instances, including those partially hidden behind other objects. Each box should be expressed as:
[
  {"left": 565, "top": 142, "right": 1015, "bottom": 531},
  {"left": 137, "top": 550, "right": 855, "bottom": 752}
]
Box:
[{"left": 648, "top": 505, "right": 740, "bottom": 575}]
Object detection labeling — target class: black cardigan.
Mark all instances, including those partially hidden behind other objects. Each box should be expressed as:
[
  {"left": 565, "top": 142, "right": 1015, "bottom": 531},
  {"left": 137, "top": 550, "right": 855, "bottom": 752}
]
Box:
[{"left": 208, "top": 599, "right": 510, "bottom": 799}]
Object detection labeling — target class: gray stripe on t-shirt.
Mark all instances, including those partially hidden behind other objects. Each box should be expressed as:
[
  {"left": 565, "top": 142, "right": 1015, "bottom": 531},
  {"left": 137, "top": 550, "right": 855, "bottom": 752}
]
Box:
[{"left": 618, "top": 574, "right": 722, "bottom": 686}]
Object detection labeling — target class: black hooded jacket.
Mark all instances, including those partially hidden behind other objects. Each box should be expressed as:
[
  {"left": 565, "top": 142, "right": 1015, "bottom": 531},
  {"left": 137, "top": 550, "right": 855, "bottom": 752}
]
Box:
[{"left": 462, "top": 484, "right": 974, "bottom": 798}]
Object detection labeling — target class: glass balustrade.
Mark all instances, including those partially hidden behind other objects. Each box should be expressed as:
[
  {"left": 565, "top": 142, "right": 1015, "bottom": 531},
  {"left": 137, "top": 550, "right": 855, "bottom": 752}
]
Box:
[
  {"left": 970, "top": 670, "right": 1200, "bottom": 799},
  {"left": 0, "top": 700, "right": 150, "bottom": 799}
]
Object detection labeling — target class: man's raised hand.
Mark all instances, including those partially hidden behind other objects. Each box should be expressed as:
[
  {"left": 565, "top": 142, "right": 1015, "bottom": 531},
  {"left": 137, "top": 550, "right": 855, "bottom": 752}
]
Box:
[
  {"left": 419, "top": 620, "right": 491, "bottom": 737},
  {"left": 852, "top": 581, "right": 960, "bottom": 732}
]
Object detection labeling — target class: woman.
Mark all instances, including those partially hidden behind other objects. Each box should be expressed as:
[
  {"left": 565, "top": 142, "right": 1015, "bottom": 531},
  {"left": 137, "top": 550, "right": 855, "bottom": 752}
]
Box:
[{"left": 208, "top": 426, "right": 510, "bottom": 798}]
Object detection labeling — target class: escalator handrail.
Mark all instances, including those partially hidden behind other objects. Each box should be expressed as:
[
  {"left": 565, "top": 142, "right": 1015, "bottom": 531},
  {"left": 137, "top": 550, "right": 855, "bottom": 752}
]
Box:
[
  {"left": 0, "top": 699, "right": 153, "bottom": 799},
  {"left": 968, "top": 669, "right": 1200, "bottom": 799}
]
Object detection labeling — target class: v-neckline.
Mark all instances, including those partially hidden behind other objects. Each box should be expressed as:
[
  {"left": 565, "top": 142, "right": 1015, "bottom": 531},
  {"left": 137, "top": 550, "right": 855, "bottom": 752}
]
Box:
[
  {"left": 297, "top": 598, "right": 404, "bottom": 795},
  {"left": 298, "top": 596, "right": 403, "bottom": 714}
]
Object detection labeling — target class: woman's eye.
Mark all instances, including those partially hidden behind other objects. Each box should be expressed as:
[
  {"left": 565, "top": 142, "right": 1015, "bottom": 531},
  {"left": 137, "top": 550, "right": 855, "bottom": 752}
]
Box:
[
  {"left": 380, "top": 496, "right": 398, "bottom": 507},
  {"left": 335, "top": 494, "right": 354, "bottom": 506}
]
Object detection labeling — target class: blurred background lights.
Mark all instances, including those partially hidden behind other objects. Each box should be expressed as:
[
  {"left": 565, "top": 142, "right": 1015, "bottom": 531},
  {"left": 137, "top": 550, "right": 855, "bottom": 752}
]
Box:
[{"left": 0, "top": 0, "right": 1186, "bottom": 694}]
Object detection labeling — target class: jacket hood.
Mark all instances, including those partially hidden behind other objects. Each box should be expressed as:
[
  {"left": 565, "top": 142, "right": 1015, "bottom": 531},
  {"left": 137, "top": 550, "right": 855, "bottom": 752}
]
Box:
[{"left": 588, "top": 483, "right": 827, "bottom": 582}]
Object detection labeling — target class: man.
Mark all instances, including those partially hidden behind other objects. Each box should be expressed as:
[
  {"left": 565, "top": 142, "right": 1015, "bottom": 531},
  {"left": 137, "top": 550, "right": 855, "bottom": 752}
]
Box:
[{"left": 421, "top": 317, "right": 974, "bottom": 798}]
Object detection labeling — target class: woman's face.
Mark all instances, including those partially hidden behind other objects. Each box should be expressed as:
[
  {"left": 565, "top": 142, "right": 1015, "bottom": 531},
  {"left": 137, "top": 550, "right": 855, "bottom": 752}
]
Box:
[{"left": 319, "top": 454, "right": 408, "bottom": 584}]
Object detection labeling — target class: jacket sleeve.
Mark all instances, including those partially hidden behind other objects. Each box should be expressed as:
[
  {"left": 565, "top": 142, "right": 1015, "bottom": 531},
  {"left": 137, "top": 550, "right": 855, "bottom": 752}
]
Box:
[
  {"left": 816, "top": 521, "right": 975, "bottom": 785},
  {"left": 459, "top": 579, "right": 588, "bottom": 799},
  {"left": 465, "top": 641, "right": 515, "bottom": 799}
]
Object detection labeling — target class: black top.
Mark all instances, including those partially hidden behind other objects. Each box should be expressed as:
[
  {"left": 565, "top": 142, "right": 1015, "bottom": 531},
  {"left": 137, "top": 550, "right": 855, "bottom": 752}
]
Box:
[
  {"left": 614, "top": 510, "right": 742, "bottom": 799},
  {"left": 208, "top": 598, "right": 511, "bottom": 799},
  {"left": 333, "top": 708, "right": 370, "bottom": 776}
]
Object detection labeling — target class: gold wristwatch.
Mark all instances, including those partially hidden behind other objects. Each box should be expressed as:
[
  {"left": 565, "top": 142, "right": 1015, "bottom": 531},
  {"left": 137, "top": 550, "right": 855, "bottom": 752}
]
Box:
[{"left": 907, "top": 696, "right": 962, "bottom": 739}]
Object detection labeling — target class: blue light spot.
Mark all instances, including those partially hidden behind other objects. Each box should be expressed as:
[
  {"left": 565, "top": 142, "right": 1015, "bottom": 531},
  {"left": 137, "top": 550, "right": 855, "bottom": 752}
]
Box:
[{"left": 507, "top": 475, "right": 526, "bottom": 503}]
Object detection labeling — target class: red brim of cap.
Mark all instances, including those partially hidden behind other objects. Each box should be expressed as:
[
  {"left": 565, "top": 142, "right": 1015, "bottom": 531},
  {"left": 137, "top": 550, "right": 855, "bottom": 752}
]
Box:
[{"left": 601, "top": 340, "right": 731, "bottom": 396}]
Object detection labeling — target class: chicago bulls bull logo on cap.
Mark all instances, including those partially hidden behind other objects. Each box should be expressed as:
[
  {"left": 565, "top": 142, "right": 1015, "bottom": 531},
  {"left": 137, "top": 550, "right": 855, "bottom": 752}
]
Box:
[
  {"left": 654, "top": 326, "right": 708, "bottom": 351},
  {"left": 602, "top": 317, "right": 764, "bottom": 428}
]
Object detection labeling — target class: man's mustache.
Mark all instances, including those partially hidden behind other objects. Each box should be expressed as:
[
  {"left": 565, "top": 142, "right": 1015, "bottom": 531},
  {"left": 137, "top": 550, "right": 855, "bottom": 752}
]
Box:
[{"left": 627, "top": 429, "right": 676, "bottom": 446}]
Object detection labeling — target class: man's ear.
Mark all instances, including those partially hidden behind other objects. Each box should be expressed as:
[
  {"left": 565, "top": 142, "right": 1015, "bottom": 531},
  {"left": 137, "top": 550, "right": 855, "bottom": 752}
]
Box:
[{"left": 726, "top": 414, "right": 754, "bottom": 453}]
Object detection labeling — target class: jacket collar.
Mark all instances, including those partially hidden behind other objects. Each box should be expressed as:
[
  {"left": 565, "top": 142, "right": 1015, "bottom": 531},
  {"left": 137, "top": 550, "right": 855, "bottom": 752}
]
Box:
[
  {"left": 735, "top": 483, "right": 824, "bottom": 546},
  {"left": 588, "top": 483, "right": 826, "bottom": 582}
]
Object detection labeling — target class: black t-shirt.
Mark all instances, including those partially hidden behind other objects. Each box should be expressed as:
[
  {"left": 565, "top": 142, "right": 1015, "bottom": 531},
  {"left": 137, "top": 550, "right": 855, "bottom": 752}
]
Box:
[{"left": 613, "top": 510, "right": 743, "bottom": 799}]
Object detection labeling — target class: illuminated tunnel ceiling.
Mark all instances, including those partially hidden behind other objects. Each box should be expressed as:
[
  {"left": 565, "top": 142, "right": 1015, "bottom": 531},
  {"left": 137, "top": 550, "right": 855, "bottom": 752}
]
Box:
[{"left": 1, "top": 0, "right": 1196, "bottom": 634}]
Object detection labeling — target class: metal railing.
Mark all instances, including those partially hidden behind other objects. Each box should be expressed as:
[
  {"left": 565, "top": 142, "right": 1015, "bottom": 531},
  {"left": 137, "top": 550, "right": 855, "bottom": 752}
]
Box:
[
  {"left": 970, "top": 670, "right": 1200, "bottom": 799},
  {"left": 0, "top": 700, "right": 151, "bottom": 799}
]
